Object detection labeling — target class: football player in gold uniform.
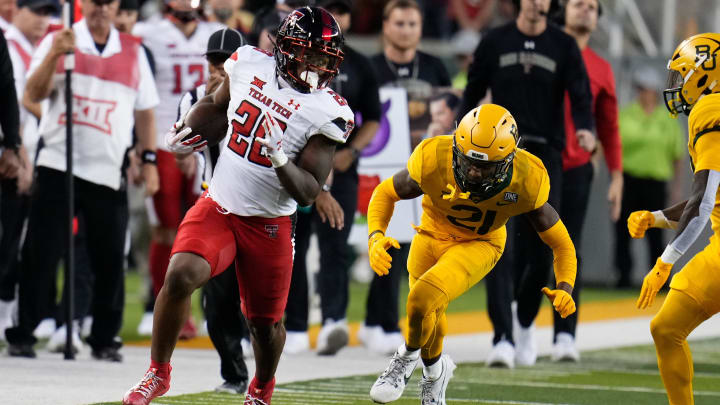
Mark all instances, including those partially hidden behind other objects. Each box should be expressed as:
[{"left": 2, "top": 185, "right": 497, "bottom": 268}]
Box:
[
  {"left": 629, "top": 33, "right": 720, "bottom": 405},
  {"left": 367, "top": 104, "right": 577, "bottom": 404}
]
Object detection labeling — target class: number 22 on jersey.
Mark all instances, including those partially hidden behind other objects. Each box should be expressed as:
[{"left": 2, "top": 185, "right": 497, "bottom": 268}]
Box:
[{"left": 228, "top": 99, "right": 287, "bottom": 167}]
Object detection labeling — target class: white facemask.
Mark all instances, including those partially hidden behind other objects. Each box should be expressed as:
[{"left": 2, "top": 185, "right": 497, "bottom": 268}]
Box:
[{"left": 299, "top": 70, "right": 319, "bottom": 91}]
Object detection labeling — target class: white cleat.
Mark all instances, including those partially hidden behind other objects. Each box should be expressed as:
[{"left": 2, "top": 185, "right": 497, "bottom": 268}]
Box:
[
  {"left": 317, "top": 319, "right": 349, "bottom": 356},
  {"left": 46, "top": 322, "right": 84, "bottom": 354},
  {"left": 370, "top": 346, "right": 419, "bottom": 403},
  {"left": 419, "top": 355, "right": 457, "bottom": 405},
  {"left": 551, "top": 332, "right": 580, "bottom": 362},
  {"left": 137, "top": 312, "right": 153, "bottom": 336},
  {"left": 283, "top": 331, "right": 310, "bottom": 354},
  {"left": 515, "top": 323, "right": 537, "bottom": 366},
  {"left": 33, "top": 318, "right": 56, "bottom": 339},
  {"left": 486, "top": 339, "right": 515, "bottom": 368}
]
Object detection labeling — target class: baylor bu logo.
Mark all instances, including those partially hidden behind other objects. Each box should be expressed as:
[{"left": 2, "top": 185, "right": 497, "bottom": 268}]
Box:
[{"left": 59, "top": 95, "right": 117, "bottom": 135}]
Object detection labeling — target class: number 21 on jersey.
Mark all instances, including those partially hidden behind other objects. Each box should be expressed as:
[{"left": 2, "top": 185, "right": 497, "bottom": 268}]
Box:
[
  {"left": 228, "top": 99, "right": 287, "bottom": 167},
  {"left": 446, "top": 204, "right": 497, "bottom": 235}
]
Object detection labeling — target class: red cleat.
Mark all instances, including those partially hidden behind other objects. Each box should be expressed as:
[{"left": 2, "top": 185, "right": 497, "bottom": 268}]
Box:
[
  {"left": 244, "top": 377, "right": 275, "bottom": 404},
  {"left": 123, "top": 367, "right": 171, "bottom": 405},
  {"left": 178, "top": 317, "right": 197, "bottom": 340}
]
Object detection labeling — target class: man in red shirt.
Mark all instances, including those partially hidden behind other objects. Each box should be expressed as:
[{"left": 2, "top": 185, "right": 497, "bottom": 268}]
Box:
[{"left": 553, "top": 0, "right": 623, "bottom": 362}]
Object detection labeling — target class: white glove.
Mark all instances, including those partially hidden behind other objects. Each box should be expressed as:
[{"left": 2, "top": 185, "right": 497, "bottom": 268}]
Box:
[
  {"left": 165, "top": 116, "right": 208, "bottom": 154},
  {"left": 257, "top": 111, "right": 288, "bottom": 167}
]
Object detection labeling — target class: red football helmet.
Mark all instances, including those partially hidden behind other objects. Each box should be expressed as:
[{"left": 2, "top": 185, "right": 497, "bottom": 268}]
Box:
[{"left": 274, "top": 7, "right": 345, "bottom": 92}]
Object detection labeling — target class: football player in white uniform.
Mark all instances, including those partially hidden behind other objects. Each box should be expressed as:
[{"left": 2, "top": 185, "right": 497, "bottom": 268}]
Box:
[
  {"left": 132, "top": 0, "right": 223, "bottom": 339},
  {"left": 123, "top": 7, "right": 354, "bottom": 405}
]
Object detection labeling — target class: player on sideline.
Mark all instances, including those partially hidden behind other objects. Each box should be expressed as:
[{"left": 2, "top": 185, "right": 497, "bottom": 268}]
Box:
[
  {"left": 123, "top": 7, "right": 354, "bottom": 405},
  {"left": 629, "top": 33, "right": 720, "bottom": 405},
  {"left": 367, "top": 104, "right": 577, "bottom": 405},
  {"left": 132, "top": 0, "right": 223, "bottom": 338}
]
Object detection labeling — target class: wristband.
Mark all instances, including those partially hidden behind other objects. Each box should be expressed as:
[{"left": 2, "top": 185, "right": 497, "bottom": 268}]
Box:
[
  {"left": 652, "top": 210, "right": 678, "bottom": 230},
  {"left": 660, "top": 245, "right": 682, "bottom": 265},
  {"left": 268, "top": 150, "right": 288, "bottom": 168},
  {"left": 141, "top": 150, "right": 157, "bottom": 165}
]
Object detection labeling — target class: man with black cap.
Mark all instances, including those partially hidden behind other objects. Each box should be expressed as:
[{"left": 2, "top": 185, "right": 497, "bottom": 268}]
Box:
[
  {"left": 458, "top": 0, "right": 593, "bottom": 369},
  {"left": 172, "top": 27, "right": 251, "bottom": 394},
  {"left": 133, "top": 0, "right": 223, "bottom": 341},
  {"left": 283, "top": 0, "right": 381, "bottom": 357},
  {"left": 0, "top": 0, "right": 58, "bottom": 339}
]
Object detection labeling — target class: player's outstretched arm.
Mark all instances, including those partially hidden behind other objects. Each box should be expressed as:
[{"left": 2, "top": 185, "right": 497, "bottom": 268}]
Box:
[
  {"left": 637, "top": 170, "right": 720, "bottom": 309},
  {"left": 366, "top": 169, "right": 423, "bottom": 276},
  {"left": 525, "top": 203, "right": 577, "bottom": 318}
]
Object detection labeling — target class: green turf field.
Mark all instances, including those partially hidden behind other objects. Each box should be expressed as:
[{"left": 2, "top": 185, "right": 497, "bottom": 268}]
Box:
[
  {"left": 94, "top": 338, "right": 720, "bottom": 404},
  {"left": 119, "top": 271, "right": 638, "bottom": 342}
]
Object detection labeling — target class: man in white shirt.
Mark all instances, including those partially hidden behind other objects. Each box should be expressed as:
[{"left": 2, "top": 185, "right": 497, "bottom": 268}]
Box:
[
  {"left": 133, "top": 0, "right": 223, "bottom": 339},
  {"left": 4, "top": 0, "right": 159, "bottom": 361}
]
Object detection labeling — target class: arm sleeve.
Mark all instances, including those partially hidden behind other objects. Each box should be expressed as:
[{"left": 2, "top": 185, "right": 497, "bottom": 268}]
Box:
[
  {"left": 366, "top": 176, "right": 401, "bottom": 236},
  {"left": 458, "top": 37, "right": 493, "bottom": 120},
  {"left": 538, "top": 220, "right": 577, "bottom": 287},
  {"left": 0, "top": 31, "right": 20, "bottom": 149},
  {"left": 664, "top": 169, "right": 720, "bottom": 261},
  {"left": 134, "top": 46, "right": 159, "bottom": 110},
  {"left": 596, "top": 68, "right": 622, "bottom": 171},
  {"left": 565, "top": 42, "right": 594, "bottom": 132}
]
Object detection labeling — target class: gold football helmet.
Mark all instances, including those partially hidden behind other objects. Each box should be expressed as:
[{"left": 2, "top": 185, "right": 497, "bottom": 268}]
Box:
[
  {"left": 665, "top": 32, "right": 720, "bottom": 117},
  {"left": 453, "top": 104, "right": 519, "bottom": 197}
]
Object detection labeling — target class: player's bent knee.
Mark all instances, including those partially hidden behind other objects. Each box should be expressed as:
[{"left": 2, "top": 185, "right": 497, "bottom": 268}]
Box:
[
  {"left": 650, "top": 316, "right": 677, "bottom": 345},
  {"left": 247, "top": 319, "right": 283, "bottom": 342},
  {"left": 163, "top": 253, "right": 211, "bottom": 298},
  {"left": 406, "top": 280, "right": 445, "bottom": 321}
]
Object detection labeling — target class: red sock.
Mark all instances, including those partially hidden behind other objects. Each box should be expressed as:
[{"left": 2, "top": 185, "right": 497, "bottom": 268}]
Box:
[
  {"left": 150, "top": 359, "right": 171, "bottom": 378},
  {"left": 250, "top": 376, "right": 275, "bottom": 391},
  {"left": 149, "top": 242, "right": 172, "bottom": 297}
]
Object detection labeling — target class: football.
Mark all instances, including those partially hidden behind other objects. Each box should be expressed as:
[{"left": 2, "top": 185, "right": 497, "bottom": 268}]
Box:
[{"left": 181, "top": 102, "right": 229, "bottom": 148}]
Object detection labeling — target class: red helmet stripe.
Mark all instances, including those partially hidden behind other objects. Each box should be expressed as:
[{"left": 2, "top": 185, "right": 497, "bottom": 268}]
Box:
[{"left": 320, "top": 9, "right": 333, "bottom": 41}]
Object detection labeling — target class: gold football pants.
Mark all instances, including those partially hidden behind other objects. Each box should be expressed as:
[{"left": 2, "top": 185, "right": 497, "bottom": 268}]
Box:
[
  {"left": 651, "top": 243, "right": 720, "bottom": 405},
  {"left": 405, "top": 231, "right": 504, "bottom": 360}
]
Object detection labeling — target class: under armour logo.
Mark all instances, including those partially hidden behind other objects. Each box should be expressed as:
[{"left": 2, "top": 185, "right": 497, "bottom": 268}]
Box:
[
  {"left": 251, "top": 76, "right": 266, "bottom": 90},
  {"left": 524, "top": 41, "right": 535, "bottom": 50},
  {"left": 288, "top": 99, "right": 301, "bottom": 110},
  {"left": 265, "top": 224, "right": 279, "bottom": 238}
]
